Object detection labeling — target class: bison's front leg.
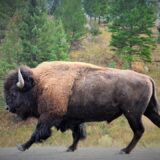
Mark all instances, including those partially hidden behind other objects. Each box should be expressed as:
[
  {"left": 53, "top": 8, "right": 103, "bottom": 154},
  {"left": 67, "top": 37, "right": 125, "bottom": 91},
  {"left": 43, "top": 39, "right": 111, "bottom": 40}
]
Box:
[
  {"left": 17, "top": 114, "right": 62, "bottom": 151},
  {"left": 17, "top": 123, "right": 51, "bottom": 151}
]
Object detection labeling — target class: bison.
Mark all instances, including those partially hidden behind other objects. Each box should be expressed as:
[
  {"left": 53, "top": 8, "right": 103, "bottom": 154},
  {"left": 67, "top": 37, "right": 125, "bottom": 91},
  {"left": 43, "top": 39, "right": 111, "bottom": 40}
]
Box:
[{"left": 4, "top": 61, "right": 160, "bottom": 154}]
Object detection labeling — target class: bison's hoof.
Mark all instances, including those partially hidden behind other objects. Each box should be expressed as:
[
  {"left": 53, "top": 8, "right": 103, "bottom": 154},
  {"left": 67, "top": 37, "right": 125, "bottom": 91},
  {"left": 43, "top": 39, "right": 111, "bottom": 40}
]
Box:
[
  {"left": 17, "top": 145, "right": 26, "bottom": 152},
  {"left": 119, "top": 149, "right": 129, "bottom": 154},
  {"left": 119, "top": 150, "right": 126, "bottom": 154},
  {"left": 66, "top": 147, "right": 76, "bottom": 152}
]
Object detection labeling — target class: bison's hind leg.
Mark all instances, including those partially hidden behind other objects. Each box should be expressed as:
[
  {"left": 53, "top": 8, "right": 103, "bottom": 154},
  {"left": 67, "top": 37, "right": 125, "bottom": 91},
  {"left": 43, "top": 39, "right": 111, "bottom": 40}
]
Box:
[
  {"left": 67, "top": 123, "right": 86, "bottom": 152},
  {"left": 120, "top": 115, "right": 144, "bottom": 154}
]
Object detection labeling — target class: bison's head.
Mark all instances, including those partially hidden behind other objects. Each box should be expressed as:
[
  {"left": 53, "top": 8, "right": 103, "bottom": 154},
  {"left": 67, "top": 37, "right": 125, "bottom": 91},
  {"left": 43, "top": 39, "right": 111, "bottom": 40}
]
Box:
[{"left": 4, "top": 66, "right": 38, "bottom": 120}]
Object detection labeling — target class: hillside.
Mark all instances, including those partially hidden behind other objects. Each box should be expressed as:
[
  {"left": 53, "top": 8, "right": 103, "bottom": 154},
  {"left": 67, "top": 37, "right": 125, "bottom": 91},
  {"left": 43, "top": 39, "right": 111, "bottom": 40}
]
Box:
[
  {"left": 0, "top": 26, "right": 160, "bottom": 148},
  {"left": 70, "top": 27, "right": 113, "bottom": 66}
]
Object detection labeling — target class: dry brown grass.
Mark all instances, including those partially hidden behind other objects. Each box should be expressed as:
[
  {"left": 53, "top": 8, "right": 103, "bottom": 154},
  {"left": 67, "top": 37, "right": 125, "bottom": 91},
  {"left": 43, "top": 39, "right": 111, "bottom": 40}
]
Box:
[{"left": 70, "top": 27, "right": 114, "bottom": 66}]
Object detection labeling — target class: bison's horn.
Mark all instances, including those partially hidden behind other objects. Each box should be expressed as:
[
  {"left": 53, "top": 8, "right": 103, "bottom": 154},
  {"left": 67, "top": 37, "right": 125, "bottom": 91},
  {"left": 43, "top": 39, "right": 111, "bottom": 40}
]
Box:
[{"left": 16, "top": 69, "right": 24, "bottom": 89}]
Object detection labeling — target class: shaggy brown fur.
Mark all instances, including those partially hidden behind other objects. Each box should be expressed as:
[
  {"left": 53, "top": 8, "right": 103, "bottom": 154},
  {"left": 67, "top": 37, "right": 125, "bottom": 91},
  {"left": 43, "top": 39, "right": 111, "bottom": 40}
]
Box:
[{"left": 32, "top": 61, "right": 104, "bottom": 115}]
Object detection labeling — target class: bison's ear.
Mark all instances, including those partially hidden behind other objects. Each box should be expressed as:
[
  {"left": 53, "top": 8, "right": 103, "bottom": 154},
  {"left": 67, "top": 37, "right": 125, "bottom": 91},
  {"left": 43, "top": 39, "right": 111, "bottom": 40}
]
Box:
[{"left": 17, "top": 67, "right": 35, "bottom": 91}]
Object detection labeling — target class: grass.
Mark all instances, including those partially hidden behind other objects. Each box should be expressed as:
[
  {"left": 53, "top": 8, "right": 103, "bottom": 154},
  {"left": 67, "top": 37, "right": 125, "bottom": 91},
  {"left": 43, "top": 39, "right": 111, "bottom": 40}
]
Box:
[
  {"left": 0, "top": 25, "right": 160, "bottom": 148},
  {"left": 1, "top": 111, "right": 160, "bottom": 148}
]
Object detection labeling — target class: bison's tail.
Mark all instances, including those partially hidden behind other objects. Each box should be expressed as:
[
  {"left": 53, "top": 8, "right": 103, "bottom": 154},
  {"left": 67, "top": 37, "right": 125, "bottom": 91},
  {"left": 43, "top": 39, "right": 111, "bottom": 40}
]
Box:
[
  {"left": 144, "top": 78, "right": 160, "bottom": 127},
  {"left": 150, "top": 79, "right": 160, "bottom": 113}
]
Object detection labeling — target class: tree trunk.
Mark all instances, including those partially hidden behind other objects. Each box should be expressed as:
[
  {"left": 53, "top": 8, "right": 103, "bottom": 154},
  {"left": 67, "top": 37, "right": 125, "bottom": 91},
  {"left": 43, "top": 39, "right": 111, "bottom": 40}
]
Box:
[{"left": 98, "top": 16, "right": 101, "bottom": 24}]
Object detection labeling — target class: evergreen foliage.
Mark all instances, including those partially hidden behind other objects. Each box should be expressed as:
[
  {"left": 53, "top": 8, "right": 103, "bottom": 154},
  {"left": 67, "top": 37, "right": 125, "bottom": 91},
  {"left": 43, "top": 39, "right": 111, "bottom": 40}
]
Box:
[
  {"left": 83, "top": 0, "right": 107, "bottom": 24},
  {"left": 0, "top": 0, "right": 23, "bottom": 42},
  {"left": 107, "top": 0, "right": 156, "bottom": 66},
  {"left": 0, "top": 0, "right": 158, "bottom": 73},
  {"left": 55, "top": 0, "right": 86, "bottom": 42},
  {"left": 1, "top": 0, "right": 69, "bottom": 67}
]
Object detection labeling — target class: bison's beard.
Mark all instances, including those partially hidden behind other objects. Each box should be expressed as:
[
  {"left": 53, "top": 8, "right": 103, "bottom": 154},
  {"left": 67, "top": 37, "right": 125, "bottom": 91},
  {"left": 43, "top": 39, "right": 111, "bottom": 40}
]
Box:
[
  {"left": 15, "top": 115, "right": 26, "bottom": 121},
  {"left": 19, "top": 113, "right": 30, "bottom": 120},
  {"left": 15, "top": 106, "right": 39, "bottom": 120},
  {"left": 15, "top": 110, "right": 30, "bottom": 120}
]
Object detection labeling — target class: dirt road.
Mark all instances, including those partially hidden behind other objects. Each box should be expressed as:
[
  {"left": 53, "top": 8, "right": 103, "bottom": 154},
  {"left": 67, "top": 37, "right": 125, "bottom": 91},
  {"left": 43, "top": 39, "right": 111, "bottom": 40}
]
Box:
[{"left": 0, "top": 147, "right": 160, "bottom": 160}]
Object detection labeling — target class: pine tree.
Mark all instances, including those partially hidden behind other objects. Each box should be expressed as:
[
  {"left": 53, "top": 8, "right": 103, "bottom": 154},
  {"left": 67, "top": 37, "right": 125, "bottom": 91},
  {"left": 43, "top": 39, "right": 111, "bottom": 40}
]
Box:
[
  {"left": 0, "top": 0, "right": 23, "bottom": 43},
  {"left": 83, "top": 0, "right": 94, "bottom": 18},
  {"left": 55, "top": 0, "right": 86, "bottom": 42},
  {"left": 83, "top": 0, "right": 107, "bottom": 24},
  {"left": 107, "top": 0, "right": 156, "bottom": 67},
  {"left": 1, "top": 0, "right": 69, "bottom": 67},
  {"left": 1, "top": 10, "right": 23, "bottom": 61}
]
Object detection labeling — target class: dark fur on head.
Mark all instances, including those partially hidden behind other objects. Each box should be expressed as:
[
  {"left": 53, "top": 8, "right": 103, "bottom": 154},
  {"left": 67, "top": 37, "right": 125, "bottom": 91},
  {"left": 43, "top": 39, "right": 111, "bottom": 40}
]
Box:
[{"left": 4, "top": 66, "right": 39, "bottom": 120}]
